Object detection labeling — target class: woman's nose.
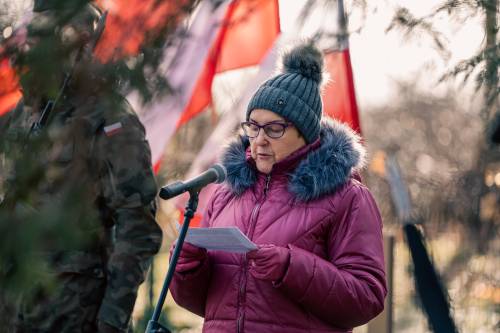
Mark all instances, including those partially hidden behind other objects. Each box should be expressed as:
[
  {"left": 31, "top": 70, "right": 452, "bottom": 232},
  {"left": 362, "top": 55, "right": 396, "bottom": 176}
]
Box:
[{"left": 254, "top": 128, "right": 268, "bottom": 145}]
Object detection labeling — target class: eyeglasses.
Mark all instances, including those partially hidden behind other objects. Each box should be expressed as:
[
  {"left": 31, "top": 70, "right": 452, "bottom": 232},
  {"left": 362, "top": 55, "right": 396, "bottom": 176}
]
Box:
[{"left": 240, "top": 121, "right": 293, "bottom": 139}]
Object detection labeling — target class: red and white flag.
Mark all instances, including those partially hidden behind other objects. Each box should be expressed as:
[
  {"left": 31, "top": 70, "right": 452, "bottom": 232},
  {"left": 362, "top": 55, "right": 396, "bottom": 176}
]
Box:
[
  {"left": 129, "top": 0, "right": 233, "bottom": 171},
  {"left": 142, "top": 0, "right": 280, "bottom": 172}
]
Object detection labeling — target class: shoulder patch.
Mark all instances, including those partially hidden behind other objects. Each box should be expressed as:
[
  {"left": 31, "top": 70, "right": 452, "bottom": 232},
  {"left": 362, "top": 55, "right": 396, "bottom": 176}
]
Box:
[{"left": 103, "top": 122, "right": 123, "bottom": 136}]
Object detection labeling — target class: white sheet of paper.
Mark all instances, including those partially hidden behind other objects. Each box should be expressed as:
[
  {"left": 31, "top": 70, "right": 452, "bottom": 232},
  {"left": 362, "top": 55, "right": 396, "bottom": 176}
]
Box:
[{"left": 184, "top": 227, "right": 258, "bottom": 253}]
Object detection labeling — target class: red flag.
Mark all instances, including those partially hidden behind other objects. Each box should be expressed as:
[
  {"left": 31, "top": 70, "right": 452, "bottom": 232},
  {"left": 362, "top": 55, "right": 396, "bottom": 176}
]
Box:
[
  {"left": 0, "top": 58, "right": 21, "bottom": 116},
  {"left": 323, "top": 48, "right": 361, "bottom": 133},
  {"left": 94, "top": 0, "right": 193, "bottom": 62},
  {"left": 176, "top": 0, "right": 280, "bottom": 127}
]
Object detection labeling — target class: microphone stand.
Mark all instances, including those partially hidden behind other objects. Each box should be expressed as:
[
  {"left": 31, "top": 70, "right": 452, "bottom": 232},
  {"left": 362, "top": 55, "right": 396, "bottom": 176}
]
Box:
[{"left": 146, "top": 191, "right": 199, "bottom": 333}]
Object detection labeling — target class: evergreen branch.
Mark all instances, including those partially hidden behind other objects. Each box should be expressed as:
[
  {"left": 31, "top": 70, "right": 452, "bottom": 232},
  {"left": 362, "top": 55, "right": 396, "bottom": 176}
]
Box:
[
  {"left": 386, "top": 7, "right": 450, "bottom": 59},
  {"left": 439, "top": 43, "right": 499, "bottom": 106}
]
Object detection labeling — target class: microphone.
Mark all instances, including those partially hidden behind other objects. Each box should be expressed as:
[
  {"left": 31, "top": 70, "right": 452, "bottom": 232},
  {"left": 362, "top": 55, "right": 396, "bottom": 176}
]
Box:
[{"left": 159, "top": 164, "right": 227, "bottom": 200}]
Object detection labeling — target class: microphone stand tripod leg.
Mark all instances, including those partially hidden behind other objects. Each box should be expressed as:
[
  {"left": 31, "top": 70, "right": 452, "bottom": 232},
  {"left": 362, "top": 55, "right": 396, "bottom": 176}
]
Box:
[{"left": 145, "top": 192, "right": 199, "bottom": 333}]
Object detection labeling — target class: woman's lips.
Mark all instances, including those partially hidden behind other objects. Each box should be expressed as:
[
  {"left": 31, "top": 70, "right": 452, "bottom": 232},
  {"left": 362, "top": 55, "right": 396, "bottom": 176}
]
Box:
[{"left": 257, "top": 153, "right": 272, "bottom": 160}]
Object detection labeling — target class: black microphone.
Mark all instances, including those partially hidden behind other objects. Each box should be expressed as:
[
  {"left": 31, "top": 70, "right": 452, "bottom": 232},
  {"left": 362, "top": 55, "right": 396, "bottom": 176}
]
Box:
[{"left": 159, "top": 164, "right": 227, "bottom": 200}]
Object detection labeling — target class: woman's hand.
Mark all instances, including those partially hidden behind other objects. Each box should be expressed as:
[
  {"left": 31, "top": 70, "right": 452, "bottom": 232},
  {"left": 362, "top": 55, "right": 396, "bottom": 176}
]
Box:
[
  {"left": 170, "top": 242, "right": 207, "bottom": 274},
  {"left": 247, "top": 244, "right": 290, "bottom": 282}
]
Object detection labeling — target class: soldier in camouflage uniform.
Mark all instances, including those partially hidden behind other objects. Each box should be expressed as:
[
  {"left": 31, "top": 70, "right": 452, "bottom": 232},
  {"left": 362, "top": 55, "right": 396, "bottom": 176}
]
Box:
[{"left": 0, "top": 2, "right": 162, "bottom": 332}]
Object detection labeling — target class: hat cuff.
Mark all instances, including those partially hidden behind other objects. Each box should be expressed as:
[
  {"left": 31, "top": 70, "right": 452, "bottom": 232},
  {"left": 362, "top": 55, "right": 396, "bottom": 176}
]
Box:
[{"left": 247, "top": 86, "right": 320, "bottom": 143}]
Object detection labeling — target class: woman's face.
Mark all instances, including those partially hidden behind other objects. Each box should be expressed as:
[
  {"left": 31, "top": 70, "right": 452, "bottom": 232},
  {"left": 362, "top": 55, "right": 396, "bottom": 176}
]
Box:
[{"left": 248, "top": 109, "right": 306, "bottom": 174}]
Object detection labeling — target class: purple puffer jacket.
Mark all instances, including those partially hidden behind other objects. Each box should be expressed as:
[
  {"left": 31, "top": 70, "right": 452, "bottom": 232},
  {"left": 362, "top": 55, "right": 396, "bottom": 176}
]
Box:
[{"left": 170, "top": 119, "right": 387, "bottom": 333}]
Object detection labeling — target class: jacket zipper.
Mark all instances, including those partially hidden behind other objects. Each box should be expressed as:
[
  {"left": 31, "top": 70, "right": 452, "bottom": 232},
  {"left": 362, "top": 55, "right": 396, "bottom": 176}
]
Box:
[
  {"left": 248, "top": 174, "right": 271, "bottom": 241},
  {"left": 237, "top": 312, "right": 243, "bottom": 333},
  {"left": 237, "top": 174, "right": 271, "bottom": 333},
  {"left": 264, "top": 174, "right": 271, "bottom": 195}
]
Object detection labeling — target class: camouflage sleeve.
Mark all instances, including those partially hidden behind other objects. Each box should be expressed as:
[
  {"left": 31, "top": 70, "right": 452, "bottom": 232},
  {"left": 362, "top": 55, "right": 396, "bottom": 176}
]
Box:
[
  {"left": 0, "top": 103, "right": 22, "bottom": 196},
  {"left": 94, "top": 106, "right": 162, "bottom": 330},
  {"left": 0, "top": 113, "right": 10, "bottom": 146},
  {"left": 0, "top": 102, "right": 19, "bottom": 154},
  {"left": 0, "top": 112, "right": 10, "bottom": 162},
  {"left": 0, "top": 111, "right": 11, "bottom": 196}
]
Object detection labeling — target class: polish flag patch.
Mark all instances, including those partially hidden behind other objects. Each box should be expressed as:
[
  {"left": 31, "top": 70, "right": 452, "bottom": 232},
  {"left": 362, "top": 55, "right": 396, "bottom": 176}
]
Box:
[{"left": 103, "top": 122, "right": 123, "bottom": 136}]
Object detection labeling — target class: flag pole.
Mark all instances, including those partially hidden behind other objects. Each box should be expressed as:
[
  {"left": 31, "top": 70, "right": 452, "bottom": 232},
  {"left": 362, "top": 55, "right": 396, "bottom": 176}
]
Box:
[
  {"left": 337, "top": 0, "right": 348, "bottom": 49},
  {"left": 384, "top": 155, "right": 458, "bottom": 333}
]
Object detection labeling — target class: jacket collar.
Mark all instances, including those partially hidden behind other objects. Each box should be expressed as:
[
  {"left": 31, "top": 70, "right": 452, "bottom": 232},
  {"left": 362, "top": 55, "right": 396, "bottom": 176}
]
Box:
[{"left": 221, "top": 118, "right": 366, "bottom": 202}]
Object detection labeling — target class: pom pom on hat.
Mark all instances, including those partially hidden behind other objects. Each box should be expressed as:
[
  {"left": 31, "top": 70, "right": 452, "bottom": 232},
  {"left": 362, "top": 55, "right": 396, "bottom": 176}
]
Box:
[
  {"left": 282, "top": 43, "right": 324, "bottom": 84},
  {"left": 246, "top": 41, "right": 324, "bottom": 143}
]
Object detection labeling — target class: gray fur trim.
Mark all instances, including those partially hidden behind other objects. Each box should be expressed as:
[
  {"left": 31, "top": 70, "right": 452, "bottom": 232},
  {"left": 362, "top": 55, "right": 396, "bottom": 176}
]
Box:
[
  {"left": 222, "top": 118, "right": 365, "bottom": 201},
  {"left": 220, "top": 135, "right": 256, "bottom": 196}
]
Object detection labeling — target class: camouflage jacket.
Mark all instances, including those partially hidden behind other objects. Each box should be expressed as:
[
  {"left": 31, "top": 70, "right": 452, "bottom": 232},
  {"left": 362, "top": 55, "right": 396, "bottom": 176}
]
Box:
[{"left": 0, "top": 90, "right": 162, "bottom": 331}]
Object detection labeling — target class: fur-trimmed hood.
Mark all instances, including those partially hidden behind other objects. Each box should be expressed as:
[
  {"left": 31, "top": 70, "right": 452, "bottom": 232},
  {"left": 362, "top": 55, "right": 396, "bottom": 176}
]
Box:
[{"left": 221, "top": 118, "right": 366, "bottom": 202}]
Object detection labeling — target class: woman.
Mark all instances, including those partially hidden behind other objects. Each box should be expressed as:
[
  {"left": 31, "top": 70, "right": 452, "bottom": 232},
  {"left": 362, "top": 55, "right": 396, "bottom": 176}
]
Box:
[{"left": 169, "top": 42, "right": 386, "bottom": 333}]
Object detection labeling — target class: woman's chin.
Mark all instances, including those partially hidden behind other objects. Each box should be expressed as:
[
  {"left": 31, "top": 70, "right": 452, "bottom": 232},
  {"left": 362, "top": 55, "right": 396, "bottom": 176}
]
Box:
[{"left": 256, "top": 161, "right": 273, "bottom": 174}]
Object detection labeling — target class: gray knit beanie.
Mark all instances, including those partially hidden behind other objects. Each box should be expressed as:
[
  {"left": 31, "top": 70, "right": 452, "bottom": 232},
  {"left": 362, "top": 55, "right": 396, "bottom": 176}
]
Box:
[{"left": 246, "top": 42, "right": 324, "bottom": 143}]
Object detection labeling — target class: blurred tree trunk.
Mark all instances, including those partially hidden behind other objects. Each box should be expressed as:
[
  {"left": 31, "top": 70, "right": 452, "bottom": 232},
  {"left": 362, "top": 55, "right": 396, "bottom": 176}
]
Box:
[{"left": 483, "top": 0, "right": 498, "bottom": 115}]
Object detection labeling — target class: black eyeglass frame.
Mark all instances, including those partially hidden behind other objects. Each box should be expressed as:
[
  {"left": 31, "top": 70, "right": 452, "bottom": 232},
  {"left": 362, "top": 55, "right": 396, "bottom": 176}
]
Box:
[{"left": 240, "top": 120, "right": 294, "bottom": 139}]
